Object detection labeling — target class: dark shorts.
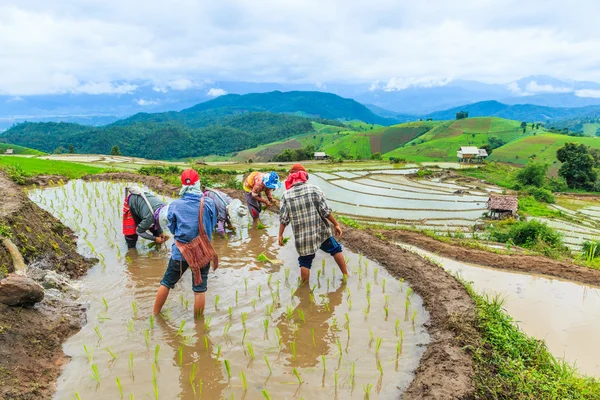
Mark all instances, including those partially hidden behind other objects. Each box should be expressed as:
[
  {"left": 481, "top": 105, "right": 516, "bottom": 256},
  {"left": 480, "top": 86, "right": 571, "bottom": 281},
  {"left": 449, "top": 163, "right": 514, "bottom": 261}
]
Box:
[
  {"left": 245, "top": 192, "right": 262, "bottom": 219},
  {"left": 125, "top": 234, "right": 138, "bottom": 249},
  {"left": 160, "top": 258, "right": 210, "bottom": 293},
  {"left": 298, "top": 237, "right": 343, "bottom": 269}
]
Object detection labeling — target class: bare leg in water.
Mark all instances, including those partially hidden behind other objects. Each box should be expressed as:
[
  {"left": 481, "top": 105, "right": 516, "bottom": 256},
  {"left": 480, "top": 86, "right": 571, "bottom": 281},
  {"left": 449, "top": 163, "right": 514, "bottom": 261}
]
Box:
[{"left": 153, "top": 286, "right": 206, "bottom": 318}]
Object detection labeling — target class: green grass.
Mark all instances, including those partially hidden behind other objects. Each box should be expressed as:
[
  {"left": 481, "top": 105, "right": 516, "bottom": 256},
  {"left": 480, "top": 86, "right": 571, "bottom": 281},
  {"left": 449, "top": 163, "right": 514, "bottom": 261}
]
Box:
[
  {"left": 489, "top": 134, "right": 600, "bottom": 165},
  {"left": 463, "top": 283, "right": 600, "bottom": 399},
  {"left": 384, "top": 117, "right": 533, "bottom": 162},
  {"left": 0, "top": 156, "right": 105, "bottom": 180},
  {"left": 582, "top": 123, "right": 600, "bottom": 137},
  {"left": 457, "top": 162, "right": 518, "bottom": 189},
  {"left": 0, "top": 143, "right": 45, "bottom": 155}
]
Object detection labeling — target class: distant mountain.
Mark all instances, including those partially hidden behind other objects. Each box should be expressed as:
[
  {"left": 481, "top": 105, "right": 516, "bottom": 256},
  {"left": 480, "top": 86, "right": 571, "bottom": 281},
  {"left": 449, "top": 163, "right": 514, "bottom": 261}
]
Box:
[{"left": 425, "top": 101, "right": 600, "bottom": 122}]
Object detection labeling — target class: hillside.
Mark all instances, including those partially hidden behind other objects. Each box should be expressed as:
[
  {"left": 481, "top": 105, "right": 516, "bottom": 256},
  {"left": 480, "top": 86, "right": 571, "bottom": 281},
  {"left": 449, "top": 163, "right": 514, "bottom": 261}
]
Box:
[
  {"left": 0, "top": 143, "right": 45, "bottom": 155},
  {"left": 384, "top": 117, "right": 538, "bottom": 162},
  {"left": 426, "top": 101, "right": 600, "bottom": 122}
]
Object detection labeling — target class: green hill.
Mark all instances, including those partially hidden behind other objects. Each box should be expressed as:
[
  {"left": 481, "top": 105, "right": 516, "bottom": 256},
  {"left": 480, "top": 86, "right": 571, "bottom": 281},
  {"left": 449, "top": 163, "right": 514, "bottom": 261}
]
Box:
[
  {"left": 0, "top": 143, "right": 44, "bottom": 155},
  {"left": 384, "top": 117, "right": 541, "bottom": 162}
]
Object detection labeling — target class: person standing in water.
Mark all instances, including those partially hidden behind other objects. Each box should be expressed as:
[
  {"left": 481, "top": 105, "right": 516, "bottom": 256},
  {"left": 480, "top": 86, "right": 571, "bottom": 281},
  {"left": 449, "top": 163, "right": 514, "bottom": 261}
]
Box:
[
  {"left": 243, "top": 171, "right": 280, "bottom": 222},
  {"left": 153, "top": 169, "right": 218, "bottom": 318},
  {"left": 278, "top": 164, "right": 349, "bottom": 282},
  {"left": 122, "top": 187, "right": 167, "bottom": 248}
]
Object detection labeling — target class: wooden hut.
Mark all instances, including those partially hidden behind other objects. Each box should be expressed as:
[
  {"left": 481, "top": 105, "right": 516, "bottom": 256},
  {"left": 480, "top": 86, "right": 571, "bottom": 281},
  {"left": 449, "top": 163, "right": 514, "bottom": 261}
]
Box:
[
  {"left": 314, "top": 152, "right": 328, "bottom": 160},
  {"left": 488, "top": 195, "right": 518, "bottom": 219},
  {"left": 4, "top": 148, "right": 14, "bottom": 154}
]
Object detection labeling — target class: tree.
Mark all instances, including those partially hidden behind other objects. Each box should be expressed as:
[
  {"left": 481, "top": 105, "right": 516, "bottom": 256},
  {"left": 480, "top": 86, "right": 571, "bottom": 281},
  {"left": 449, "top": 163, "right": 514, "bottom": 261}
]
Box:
[
  {"left": 110, "top": 145, "right": 121, "bottom": 155},
  {"left": 488, "top": 136, "right": 506, "bottom": 149},
  {"left": 68, "top": 144, "right": 75, "bottom": 154},
  {"left": 481, "top": 144, "right": 492, "bottom": 156},
  {"left": 515, "top": 161, "right": 548, "bottom": 188},
  {"left": 54, "top": 146, "right": 66, "bottom": 154},
  {"left": 371, "top": 152, "right": 382, "bottom": 160},
  {"left": 456, "top": 111, "right": 469, "bottom": 120},
  {"left": 522, "top": 127, "right": 526, "bottom": 134},
  {"left": 556, "top": 142, "right": 598, "bottom": 190},
  {"left": 520, "top": 122, "right": 527, "bottom": 129}
]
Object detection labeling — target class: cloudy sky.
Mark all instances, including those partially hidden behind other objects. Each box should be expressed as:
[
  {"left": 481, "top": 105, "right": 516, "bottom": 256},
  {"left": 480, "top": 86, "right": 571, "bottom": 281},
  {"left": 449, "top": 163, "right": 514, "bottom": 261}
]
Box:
[{"left": 2, "top": 0, "right": 600, "bottom": 95}]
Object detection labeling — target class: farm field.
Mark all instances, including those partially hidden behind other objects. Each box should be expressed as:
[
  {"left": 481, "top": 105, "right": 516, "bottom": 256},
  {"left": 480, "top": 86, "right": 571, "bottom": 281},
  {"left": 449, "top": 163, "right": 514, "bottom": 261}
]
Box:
[{"left": 0, "top": 143, "right": 45, "bottom": 155}]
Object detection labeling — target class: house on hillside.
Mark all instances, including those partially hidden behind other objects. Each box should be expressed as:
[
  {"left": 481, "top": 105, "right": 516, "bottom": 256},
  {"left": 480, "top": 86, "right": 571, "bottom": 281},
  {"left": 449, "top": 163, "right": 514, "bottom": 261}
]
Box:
[
  {"left": 314, "top": 152, "right": 328, "bottom": 160},
  {"left": 4, "top": 148, "right": 14, "bottom": 154},
  {"left": 487, "top": 195, "right": 518, "bottom": 219},
  {"left": 457, "top": 146, "right": 488, "bottom": 163}
]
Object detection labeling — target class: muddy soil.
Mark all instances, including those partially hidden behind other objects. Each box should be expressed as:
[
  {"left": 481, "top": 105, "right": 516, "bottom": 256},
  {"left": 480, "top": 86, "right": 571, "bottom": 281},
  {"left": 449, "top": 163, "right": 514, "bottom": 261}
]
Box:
[
  {"left": 383, "top": 230, "right": 600, "bottom": 287},
  {"left": 0, "top": 171, "right": 92, "bottom": 400},
  {"left": 341, "top": 226, "right": 478, "bottom": 399}
]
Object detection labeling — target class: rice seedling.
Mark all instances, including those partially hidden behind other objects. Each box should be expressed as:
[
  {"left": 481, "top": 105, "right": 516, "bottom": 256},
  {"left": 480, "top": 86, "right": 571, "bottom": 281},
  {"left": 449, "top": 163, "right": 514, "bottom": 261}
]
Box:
[
  {"left": 223, "top": 322, "right": 232, "bottom": 336},
  {"left": 90, "top": 364, "right": 101, "bottom": 384},
  {"left": 327, "top": 277, "right": 331, "bottom": 291},
  {"left": 204, "top": 336, "right": 209, "bottom": 350},
  {"left": 252, "top": 298, "right": 257, "bottom": 309},
  {"left": 214, "top": 295, "right": 220, "bottom": 310},
  {"left": 257, "top": 253, "right": 274, "bottom": 263},
  {"left": 198, "top": 379, "right": 203, "bottom": 398},
  {"left": 396, "top": 338, "right": 402, "bottom": 357},
  {"left": 267, "top": 274, "right": 273, "bottom": 287},
  {"left": 144, "top": 329, "right": 150, "bottom": 348},
  {"left": 400, "top": 278, "right": 404, "bottom": 291},
  {"left": 244, "top": 278, "right": 249, "bottom": 293},
  {"left": 216, "top": 345, "right": 222, "bottom": 362},
  {"left": 257, "top": 284, "right": 263, "bottom": 299},
  {"left": 290, "top": 341, "right": 297, "bottom": 361},
  {"left": 190, "top": 363, "right": 198, "bottom": 393},
  {"left": 263, "top": 318, "right": 269, "bottom": 335},
  {"left": 184, "top": 299, "right": 189, "bottom": 310},
  {"left": 224, "top": 359, "right": 232, "bottom": 380},
  {"left": 106, "top": 347, "right": 118, "bottom": 360},
  {"left": 257, "top": 221, "right": 267, "bottom": 229},
  {"left": 102, "top": 297, "right": 109, "bottom": 310},
  {"left": 363, "top": 383, "right": 373, "bottom": 399},
  {"left": 350, "top": 362, "right": 356, "bottom": 386},
  {"left": 292, "top": 367, "right": 302, "bottom": 384},
  {"left": 154, "top": 344, "right": 160, "bottom": 364},
  {"left": 175, "top": 320, "right": 186, "bottom": 336},
  {"left": 286, "top": 305, "right": 294, "bottom": 320},
  {"left": 377, "top": 358, "right": 383, "bottom": 376},
  {"left": 83, "top": 344, "right": 93, "bottom": 363},
  {"left": 284, "top": 267, "right": 291, "bottom": 282},
  {"left": 242, "top": 329, "right": 247, "bottom": 345},
  {"left": 366, "top": 282, "right": 371, "bottom": 297},
  {"left": 228, "top": 306, "right": 233, "bottom": 319},
  {"left": 94, "top": 326, "right": 102, "bottom": 341},
  {"left": 73, "top": 393, "right": 82, "bottom": 400},
  {"left": 373, "top": 268, "right": 379, "bottom": 281},
  {"left": 366, "top": 296, "right": 371, "bottom": 309},
  {"left": 404, "top": 300, "right": 410, "bottom": 321},
  {"left": 127, "top": 320, "right": 134, "bottom": 333},
  {"left": 406, "top": 287, "right": 413, "bottom": 299},
  {"left": 384, "top": 306, "right": 389, "bottom": 320},
  {"left": 116, "top": 377, "right": 123, "bottom": 398},
  {"left": 262, "top": 389, "right": 272, "bottom": 400},
  {"left": 375, "top": 338, "right": 383, "bottom": 357},
  {"left": 204, "top": 317, "right": 212, "bottom": 330},
  {"left": 395, "top": 319, "right": 400, "bottom": 337},
  {"left": 246, "top": 342, "right": 255, "bottom": 360},
  {"left": 317, "top": 269, "right": 322, "bottom": 281},
  {"left": 240, "top": 371, "right": 248, "bottom": 391},
  {"left": 177, "top": 346, "right": 184, "bottom": 365},
  {"left": 336, "top": 339, "right": 343, "bottom": 356},
  {"left": 412, "top": 310, "right": 417, "bottom": 326},
  {"left": 131, "top": 302, "right": 138, "bottom": 317},
  {"left": 241, "top": 312, "right": 248, "bottom": 327},
  {"left": 297, "top": 309, "right": 306, "bottom": 323},
  {"left": 130, "top": 394, "right": 134, "bottom": 400},
  {"left": 262, "top": 355, "right": 273, "bottom": 377},
  {"left": 148, "top": 315, "right": 155, "bottom": 330},
  {"left": 334, "top": 372, "right": 339, "bottom": 391},
  {"left": 311, "top": 328, "right": 316, "bottom": 346},
  {"left": 236, "top": 290, "right": 239, "bottom": 306},
  {"left": 128, "top": 353, "right": 134, "bottom": 376},
  {"left": 275, "top": 328, "right": 282, "bottom": 349},
  {"left": 348, "top": 296, "right": 353, "bottom": 310}
]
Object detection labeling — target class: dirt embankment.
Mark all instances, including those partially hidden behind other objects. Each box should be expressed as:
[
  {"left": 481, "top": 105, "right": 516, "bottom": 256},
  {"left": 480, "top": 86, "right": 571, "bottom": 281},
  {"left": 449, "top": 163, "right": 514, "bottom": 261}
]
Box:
[
  {"left": 0, "top": 171, "right": 92, "bottom": 399},
  {"left": 341, "top": 226, "right": 478, "bottom": 399},
  {"left": 384, "top": 230, "right": 600, "bottom": 287}
]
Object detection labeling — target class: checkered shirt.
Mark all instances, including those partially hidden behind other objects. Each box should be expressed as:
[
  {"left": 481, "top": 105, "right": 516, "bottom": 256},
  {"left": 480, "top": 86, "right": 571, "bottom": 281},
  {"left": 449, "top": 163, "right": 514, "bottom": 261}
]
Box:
[{"left": 280, "top": 182, "right": 333, "bottom": 256}]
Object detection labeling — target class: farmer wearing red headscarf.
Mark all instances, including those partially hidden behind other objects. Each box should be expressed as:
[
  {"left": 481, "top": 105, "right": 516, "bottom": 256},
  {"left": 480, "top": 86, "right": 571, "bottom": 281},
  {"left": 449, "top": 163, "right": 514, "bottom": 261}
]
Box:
[
  {"left": 153, "top": 169, "right": 218, "bottom": 318},
  {"left": 279, "top": 164, "right": 349, "bottom": 282}
]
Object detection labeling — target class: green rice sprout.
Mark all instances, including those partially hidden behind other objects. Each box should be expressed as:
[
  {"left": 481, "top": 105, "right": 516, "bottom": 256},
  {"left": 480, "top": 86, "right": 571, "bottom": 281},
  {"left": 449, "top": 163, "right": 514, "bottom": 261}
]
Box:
[
  {"left": 184, "top": 299, "right": 189, "bottom": 310},
  {"left": 334, "top": 371, "right": 339, "bottom": 391},
  {"left": 102, "top": 297, "right": 109, "bottom": 310},
  {"left": 149, "top": 315, "right": 155, "bottom": 329},
  {"left": 262, "top": 389, "right": 272, "bottom": 400},
  {"left": 264, "top": 355, "right": 272, "bottom": 375},
  {"left": 400, "top": 278, "right": 404, "bottom": 291},
  {"left": 286, "top": 305, "right": 294, "bottom": 320},
  {"left": 242, "top": 329, "right": 248, "bottom": 345},
  {"left": 373, "top": 268, "right": 378, "bottom": 281},
  {"left": 336, "top": 339, "right": 342, "bottom": 356},
  {"left": 317, "top": 269, "right": 322, "bottom": 281},
  {"left": 204, "top": 317, "right": 212, "bottom": 330},
  {"left": 214, "top": 295, "right": 220, "bottom": 310},
  {"left": 366, "top": 296, "right": 371, "bottom": 309},
  {"left": 257, "top": 253, "right": 274, "bottom": 263},
  {"left": 348, "top": 297, "right": 353, "bottom": 310},
  {"left": 363, "top": 383, "right": 373, "bottom": 398},
  {"left": 94, "top": 326, "right": 102, "bottom": 341},
  {"left": 74, "top": 393, "right": 82, "bottom": 400},
  {"left": 176, "top": 320, "right": 186, "bottom": 336},
  {"left": 179, "top": 294, "right": 185, "bottom": 306},
  {"left": 178, "top": 346, "right": 183, "bottom": 366},
  {"left": 406, "top": 287, "right": 413, "bottom": 299},
  {"left": 275, "top": 328, "right": 282, "bottom": 349},
  {"left": 350, "top": 362, "right": 356, "bottom": 386},
  {"left": 190, "top": 363, "right": 198, "bottom": 392},
  {"left": 396, "top": 338, "right": 402, "bottom": 356},
  {"left": 83, "top": 344, "right": 93, "bottom": 363},
  {"left": 252, "top": 298, "right": 257, "bottom": 309},
  {"left": 257, "top": 285, "right": 262, "bottom": 299},
  {"left": 384, "top": 306, "right": 389, "bottom": 319},
  {"left": 130, "top": 394, "right": 134, "bottom": 400},
  {"left": 382, "top": 278, "right": 387, "bottom": 293},
  {"left": 116, "top": 377, "right": 123, "bottom": 398},
  {"left": 241, "top": 312, "right": 248, "bottom": 327},
  {"left": 154, "top": 344, "right": 160, "bottom": 364},
  {"left": 290, "top": 341, "right": 297, "bottom": 360},
  {"left": 128, "top": 353, "right": 134, "bottom": 375},
  {"left": 152, "top": 363, "right": 158, "bottom": 383},
  {"left": 375, "top": 338, "right": 383, "bottom": 356},
  {"left": 369, "top": 329, "right": 374, "bottom": 345},
  {"left": 224, "top": 359, "right": 232, "bottom": 380},
  {"left": 412, "top": 310, "right": 417, "bottom": 325},
  {"left": 131, "top": 302, "right": 138, "bottom": 317},
  {"left": 404, "top": 300, "right": 410, "bottom": 321},
  {"left": 297, "top": 309, "right": 306, "bottom": 323},
  {"left": 236, "top": 290, "right": 239, "bottom": 305},
  {"left": 395, "top": 319, "right": 400, "bottom": 337},
  {"left": 90, "top": 364, "right": 101, "bottom": 384},
  {"left": 246, "top": 342, "right": 255, "bottom": 359},
  {"left": 282, "top": 237, "right": 290, "bottom": 245},
  {"left": 321, "top": 355, "right": 326, "bottom": 372},
  {"left": 284, "top": 267, "right": 291, "bottom": 281},
  {"left": 292, "top": 367, "right": 302, "bottom": 384},
  {"left": 240, "top": 371, "right": 248, "bottom": 391},
  {"left": 263, "top": 318, "right": 269, "bottom": 334},
  {"left": 327, "top": 277, "right": 331, "bottom": 291},
  {"left": 106, "top": 347, "right": 118, "bottom": 360},
  {"left": 216, "top": 345, "right": 222, "bottom": 362},
  {"left": 127, "top": 320, "right": 134, "bottom": 333},
  {"left": 311, "top": 328, "right": 316, "bottom": 346},
  {"left": 144, "top": 329, "right": 150, "bottom": 348},
  {"left": 244, "top": 278, "right": 249, "bottom": 292},
  {"left": 366, "top": 282, "right": 371, "bottom": 297},
  {"left": 228, "top": 306, "right": 233, "bottom": 319},
  {"left": 256, "top": 221, "right": 267, "bottom": 229},
  {"left": 377, "top": 359, "right": 383, "bottom": 376},
  {"left": 223, "top": 322, "right": 232, "bottom": 336}
]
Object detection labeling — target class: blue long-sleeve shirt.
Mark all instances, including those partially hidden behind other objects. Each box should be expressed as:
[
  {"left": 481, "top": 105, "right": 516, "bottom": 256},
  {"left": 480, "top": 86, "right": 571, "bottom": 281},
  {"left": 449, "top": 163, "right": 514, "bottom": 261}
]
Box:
[{"left": 167, "top": 193, "right": 217, "bottom": 262}]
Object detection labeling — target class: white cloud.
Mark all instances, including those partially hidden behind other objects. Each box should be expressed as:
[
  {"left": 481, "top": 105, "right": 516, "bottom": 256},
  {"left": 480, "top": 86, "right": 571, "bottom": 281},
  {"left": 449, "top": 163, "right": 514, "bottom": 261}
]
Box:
[
  {"left": 575, "top": 89, "right": 600, "bottom": 98},
  {"left": 206, "top": 88, "right": 227, "bottom": 97},
  {"left": 384, "top": 77, "right": 452, "bottom": 92},
  {"left": 1, "top": 1, "right": 600, "bottom": 94},
  {"left": 73, "top": 82, "right": 137, "bottom": 95},
  {"left": 524, "top": 81, "right": 572, "bottom": 94},
  {"left": 136, "top": 98, "right": 160, "bottom": 106}
]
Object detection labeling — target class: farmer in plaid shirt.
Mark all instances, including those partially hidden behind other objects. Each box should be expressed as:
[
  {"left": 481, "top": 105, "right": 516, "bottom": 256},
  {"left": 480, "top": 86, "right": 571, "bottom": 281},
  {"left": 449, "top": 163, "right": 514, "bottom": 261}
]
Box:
[{"left": 278, "top": 164, "right": 349, "bottom": 282}]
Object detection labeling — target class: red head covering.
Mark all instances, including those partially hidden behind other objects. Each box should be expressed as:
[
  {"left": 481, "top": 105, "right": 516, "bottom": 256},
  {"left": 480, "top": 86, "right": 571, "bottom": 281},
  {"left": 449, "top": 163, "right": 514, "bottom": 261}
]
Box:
[
  {"left": 285, "top": 164, "right": 309, "bottom": 190},
  {"left": 181, "top": 169, "right": 200, "bottom": 186}
]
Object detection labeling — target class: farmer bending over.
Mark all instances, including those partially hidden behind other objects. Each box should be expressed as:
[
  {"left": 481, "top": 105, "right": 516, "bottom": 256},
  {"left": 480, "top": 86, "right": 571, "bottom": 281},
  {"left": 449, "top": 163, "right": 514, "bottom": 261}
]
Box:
[
  {"left": 122, "top": 187, "right": 167, "bottom": 249},
  {"left": 203, "top": 187, "right": 248, "bottom": 234},
  {"left": 278, "top": 164, "right": 349, "bottom": 282},
  {"left": 243, "top": 171, "right": 280, "bottom": 221},
  {"left": 153, "top": 169, "right": 218, "bottom": 318}
]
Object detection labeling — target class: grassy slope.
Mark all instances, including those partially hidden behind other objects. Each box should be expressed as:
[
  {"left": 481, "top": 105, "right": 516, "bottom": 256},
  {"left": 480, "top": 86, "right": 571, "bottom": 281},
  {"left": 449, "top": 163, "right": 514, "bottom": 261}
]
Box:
[
  {"left": 489, "top": 134, "right": 600, "bottom": 165},
  {"left": 384, "top": 117, "right": 539, "bottom": 162},
  {"left": 0, "top": 156, "right": 104, "bottom": 179},
  {"left": 0, "top": 143, "right": 45, "bottom": 155},
  {"left": 583, "top": 122, "right": 600, "bottom": 137}
]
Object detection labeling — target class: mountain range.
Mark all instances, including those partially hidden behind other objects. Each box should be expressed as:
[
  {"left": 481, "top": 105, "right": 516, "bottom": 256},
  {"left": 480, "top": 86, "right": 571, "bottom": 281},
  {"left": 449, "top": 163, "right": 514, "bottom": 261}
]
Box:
[{"left": 3, "top": 75, "right": 600, "bottom": 129}]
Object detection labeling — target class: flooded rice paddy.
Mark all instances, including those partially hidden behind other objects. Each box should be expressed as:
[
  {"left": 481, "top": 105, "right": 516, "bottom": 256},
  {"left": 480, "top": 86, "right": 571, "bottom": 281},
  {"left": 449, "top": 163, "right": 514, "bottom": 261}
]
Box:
[
  {"left": 397, "top": 244, "right": 600, "bottom": 377},
  {"left": 29, "top": 180, "right": 429, "bottom": 400}
]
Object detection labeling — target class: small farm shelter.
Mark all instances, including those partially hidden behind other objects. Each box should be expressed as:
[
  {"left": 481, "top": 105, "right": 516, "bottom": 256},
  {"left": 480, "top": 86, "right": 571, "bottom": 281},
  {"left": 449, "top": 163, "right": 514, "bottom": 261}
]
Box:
[
  {"left": 457, "top": 146, "right": 488, "bottom": 163},
  {"left": 314, "top": 152, "right": 328, "bottom": 160},
  {"left": 488, "top": 195, "right": 518, "bottom": 219},
  {"left": 4, "top": 148, "right": 14, "bottom": 154}
]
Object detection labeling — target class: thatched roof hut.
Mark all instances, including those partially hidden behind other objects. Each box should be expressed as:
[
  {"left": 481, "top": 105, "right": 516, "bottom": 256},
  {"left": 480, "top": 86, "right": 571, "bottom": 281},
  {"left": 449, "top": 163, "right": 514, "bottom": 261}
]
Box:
[{"left": 488, "top": 195, "right": 518, "bottom": 219}]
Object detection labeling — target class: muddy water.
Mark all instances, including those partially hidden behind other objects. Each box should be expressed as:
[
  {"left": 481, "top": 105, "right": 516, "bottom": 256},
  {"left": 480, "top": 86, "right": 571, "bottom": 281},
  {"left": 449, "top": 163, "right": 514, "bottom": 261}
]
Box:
[
  {"left": 29, "top": 181, "right": 429, "bottom": 399},
  {"left": 397, "top": 243, "right": 600, "bottom": 377}
]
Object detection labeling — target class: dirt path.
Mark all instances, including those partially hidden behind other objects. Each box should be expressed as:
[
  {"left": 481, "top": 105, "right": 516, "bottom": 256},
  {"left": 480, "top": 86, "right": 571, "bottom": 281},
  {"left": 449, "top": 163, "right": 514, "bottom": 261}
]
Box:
[
  {"left": 341, "top": 227, "right": 478, "bottom": 399},
  {"left": 383, "top": 230, "right": 600, "bottom": 287}
]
